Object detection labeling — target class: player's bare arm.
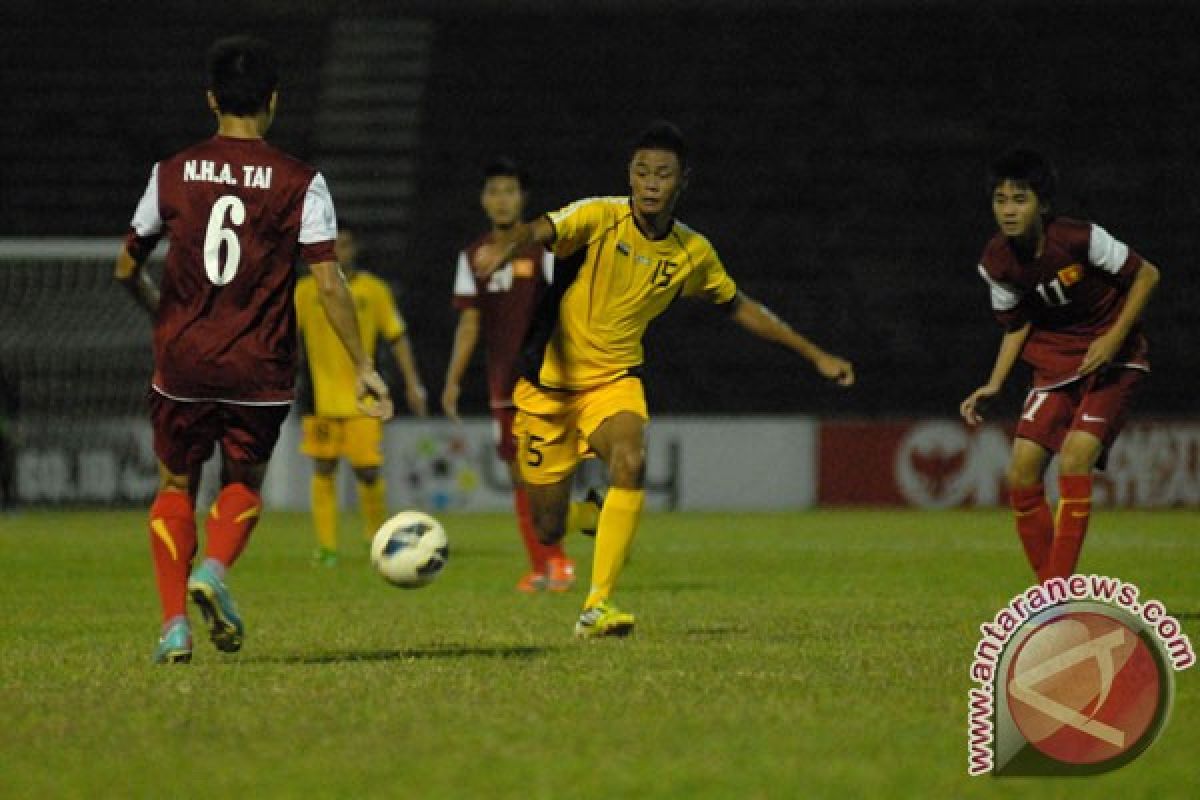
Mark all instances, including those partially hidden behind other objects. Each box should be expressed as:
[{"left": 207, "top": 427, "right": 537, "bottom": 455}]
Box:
[
  {"left": 729, "top": 292, "right": 855, "bottom": 386},
  {"left": 310, "top": 260, "right": 394, "bottom": 420},
  {"left": 114, "top": 247, "right": 160, "bottom": 315},
  {"left": 473, "top": 216, "right": 555, "bottom": 279},
  {"left": 960, "top": 321, "right": 1032, "bottom": 426},
  {"left": 1078, "top": 260, "right": 1160, "bottom": 376},
  {"left": 442, "top": 308, "right": 481, "bottom": 422},
  {"left": 389, "top": 333, "right": 428, "bottom": 417}
]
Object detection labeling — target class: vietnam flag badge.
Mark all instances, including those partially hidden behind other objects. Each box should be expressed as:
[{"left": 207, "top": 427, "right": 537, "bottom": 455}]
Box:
[{"left": 1057, "top": 264, "right": 1083, "bottom": 286}]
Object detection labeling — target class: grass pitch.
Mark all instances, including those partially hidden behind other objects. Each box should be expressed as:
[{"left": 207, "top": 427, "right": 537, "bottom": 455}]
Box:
[{"left": 1, "top": 508, "right": 1196, "bottom": 799}]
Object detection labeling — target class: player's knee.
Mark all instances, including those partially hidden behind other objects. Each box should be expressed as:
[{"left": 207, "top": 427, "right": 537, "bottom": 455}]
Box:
[
  {"left": 1058, "top": 447, "right": 1097, "bottom": 476},
  {"left": 354, "top": 466, "right": 380, "bottom": 485},
  {"left": 1006, "top": 461, "right": 1042, "bottom": 489},
  {"left": 313, "top": 458, "right": 338, "bottom": 478},
  {"left": 607, "top": 446, "right": 645, "bottom": 489}
]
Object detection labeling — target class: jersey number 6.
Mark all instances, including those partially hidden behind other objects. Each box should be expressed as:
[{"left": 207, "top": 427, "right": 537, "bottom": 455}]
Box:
[{"left": 203, "top": 195, "right": 246, "bottom": 286}]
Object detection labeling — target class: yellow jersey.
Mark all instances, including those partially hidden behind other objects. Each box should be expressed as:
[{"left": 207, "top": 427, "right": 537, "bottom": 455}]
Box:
[
  {"left": 295, "top": 270, "right": 406, "bottom": 417},
  {"left": 530, "top": 196, "right": 737, "bottom": 390}
]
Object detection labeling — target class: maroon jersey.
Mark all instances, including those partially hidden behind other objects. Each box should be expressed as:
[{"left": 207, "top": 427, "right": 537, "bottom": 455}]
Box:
[
  {"left": 977, "top": 217, "right": 1150, "bottom": 389},
  {"left": 124, "top": 135, "right": 337, "bottom": 403},
  {"left": 453, "top": 234, "right": 553, "bottom": 408}
]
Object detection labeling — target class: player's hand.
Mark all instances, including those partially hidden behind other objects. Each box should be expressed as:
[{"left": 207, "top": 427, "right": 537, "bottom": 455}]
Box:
[
  {"left": 441, "top": 382, "right": 461, "bottom": 423},
  {"left": 1079, "top": 332, "right": 1121, "bottom": 376},
  {"left": 406, "top": 383, "right": 429, "bottom": 417},
  {"left": 472, "top": 241, "right": 512, "bottom": 279},
  {"left": 960, "top": 385, "right": 999, "bottom": 426},
  {"left": 815, "top": 353, "right": 855, "bottom": 387},
  {"left": 356, "top": 367, "right": 394, "bottom": 421}
]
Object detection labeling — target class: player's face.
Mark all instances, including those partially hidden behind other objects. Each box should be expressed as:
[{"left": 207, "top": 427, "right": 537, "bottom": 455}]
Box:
[
  {"left": 992, "top": 180, "right": 1045, "bottom": 240},
  {"left": 629, "top": 149, "right": 685, "bottom": 220},
  {"left": 335, "top": 231, "right": 357, "bottom": 270},
  {"left": 481, "top": 176, "right": 525, "bottom": 228}
]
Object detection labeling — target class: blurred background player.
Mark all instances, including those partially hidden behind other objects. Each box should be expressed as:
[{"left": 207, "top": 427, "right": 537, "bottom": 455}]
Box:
[
  {"left": 443, "top": 158, "right": 597, "bottom": 592},
  {"left": 296, "top": 223, "right": 428, "bottom": 566},
  {"left": 115, "top": 35, "right": 392, "bottom": 663},
  {"left": 960, "top": 148, "right": 1159, "bottom": 583},
  {"left": 474, "top": 121, "right": 855, "bottom": 637}
]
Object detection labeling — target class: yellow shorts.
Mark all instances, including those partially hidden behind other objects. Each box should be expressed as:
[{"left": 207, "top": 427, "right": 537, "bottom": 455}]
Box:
[
  {"left": 300, "top": 415, "right": 384, "bottom": 467},
  {"left": 512, "top": 376, "right": 648, "bottom": 485}
]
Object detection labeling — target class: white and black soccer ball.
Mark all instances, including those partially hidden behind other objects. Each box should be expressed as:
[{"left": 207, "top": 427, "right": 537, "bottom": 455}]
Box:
[{"left": 370, "top": 510, "right": 449, "bottom": 589}]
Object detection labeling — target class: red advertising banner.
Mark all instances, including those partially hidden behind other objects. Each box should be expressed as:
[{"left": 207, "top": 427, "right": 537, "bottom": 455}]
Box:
[{"left": 819, "top": 420, "right": 1200, "bottom": 508}]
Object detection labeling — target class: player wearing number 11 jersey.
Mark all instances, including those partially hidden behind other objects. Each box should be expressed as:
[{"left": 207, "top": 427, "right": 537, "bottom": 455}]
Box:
[
  {"left": 960, "top": 149, "right": 1160, "bottom": 584},
  {"left": 114, "top": 36, "right": 392, "bottom": 664}
]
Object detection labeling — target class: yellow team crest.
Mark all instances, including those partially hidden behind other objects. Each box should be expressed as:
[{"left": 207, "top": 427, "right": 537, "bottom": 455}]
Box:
[
  {"left": 512, "top": 258, "right": 535, "bottom": 278},
  {"left": 1057, "top": 264, "right": 1084, "bottom": 286}
]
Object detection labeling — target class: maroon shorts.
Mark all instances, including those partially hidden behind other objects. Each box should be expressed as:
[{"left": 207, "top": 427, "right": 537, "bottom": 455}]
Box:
[
  {"left": 491, "top": 406, "right": 518, "bottom": 462},
  {"left": 1015, "top": 367, "right": 1146, "bottom": 468},
  {"left": 148, "top": 390, "right": 290, "bottom": 474}
]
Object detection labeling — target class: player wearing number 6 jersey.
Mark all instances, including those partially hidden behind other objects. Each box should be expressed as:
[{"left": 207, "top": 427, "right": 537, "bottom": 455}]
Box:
[
  {"left": 960, "top": 149, "right": 1160, "bottom": 583},
  {"left": 114, "top": 36, "right": 392, "bottom": 664}
]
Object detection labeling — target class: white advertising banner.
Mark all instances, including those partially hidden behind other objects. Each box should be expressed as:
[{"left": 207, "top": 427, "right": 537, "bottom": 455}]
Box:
[{"left": 262, "top": 414, "right": 820, "bottom": 512}]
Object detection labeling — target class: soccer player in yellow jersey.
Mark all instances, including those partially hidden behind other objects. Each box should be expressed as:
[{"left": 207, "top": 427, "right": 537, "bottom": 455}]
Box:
[
  {"left": 474, "top": 121, "right": 855, "bottom": 637},
  {"left": 295, "top": 226, "right": 428, "bottom": 565}
]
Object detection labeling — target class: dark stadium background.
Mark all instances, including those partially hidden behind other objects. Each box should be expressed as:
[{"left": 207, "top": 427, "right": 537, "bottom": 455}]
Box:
[{"left": 3, "top": 0, "right": 1196, "bottom": 420}]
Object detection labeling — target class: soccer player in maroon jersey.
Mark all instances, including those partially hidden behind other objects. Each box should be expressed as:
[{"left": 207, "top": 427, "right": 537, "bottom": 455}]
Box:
[
  {"left": 114, "top": 36, "right": 392, "bottom": 663},
  {"left": 960, "top": 149, "right": 1160, "bottom": 583},
  {"left": 443, "top": 159, "right": 597, "bottom": 592}
]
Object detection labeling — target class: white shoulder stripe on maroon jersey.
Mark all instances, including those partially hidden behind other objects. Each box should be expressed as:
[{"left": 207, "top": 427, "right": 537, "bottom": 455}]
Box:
[
  {"left": 130, "top": 163, "right": 163, "bottom": 236},
  {"left": 1088, "top": 224, "right": 1131, "bottom": 275},
  {"left": 299, "top": 172, "right": 337, "bottom": 244},
  {"left": 453, "top": 250, "right": 477, "bottom": 296},
  {"left": 977, "top": 264, "right": 1020, "bottom": 311}
]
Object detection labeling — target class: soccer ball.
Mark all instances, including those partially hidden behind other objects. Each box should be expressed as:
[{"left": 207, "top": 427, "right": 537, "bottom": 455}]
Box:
[{"left": 370, "top": 510, "right": 449, "bottom": 588}]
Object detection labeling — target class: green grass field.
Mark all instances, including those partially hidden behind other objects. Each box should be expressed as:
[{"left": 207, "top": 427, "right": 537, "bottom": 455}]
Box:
[{"left": 1, "top": 508, "right": 1196, "bottom": 799}]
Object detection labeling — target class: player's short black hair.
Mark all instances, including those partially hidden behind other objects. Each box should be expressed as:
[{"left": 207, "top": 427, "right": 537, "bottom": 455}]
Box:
[
  {"left": 632, "top": 120, "right": 689, "bottom": 169},
  {"left": 988, "top": 148, "right": 1057, "bottom": 207},
  {"left": 483, "top": 157, "right": 528, "bottom": 191},
  {"left": 207, "top": 36, "right": 279, "bottom": 116}
]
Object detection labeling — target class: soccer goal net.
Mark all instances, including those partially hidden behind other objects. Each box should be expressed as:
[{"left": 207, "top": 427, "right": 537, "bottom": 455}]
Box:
[{"left": 0, "top": 238, "right": 161, "bottom": 506}]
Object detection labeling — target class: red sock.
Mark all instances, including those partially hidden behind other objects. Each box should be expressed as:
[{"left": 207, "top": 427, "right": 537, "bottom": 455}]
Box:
[
  {"left": 204, "top": 483, "right": 262, "bottom": 569},
  {"left": 514, "top": 486, "right": 546, "bottom": 572},
  {"left": 1040, "top": 475, "right": 1093, "bottom": 582},
  {"left": 1009, "top": 485, "right": 1053, "bottom": 574},
  {"left": 149, "top": 490, "right": 197, "bottom": 623}
]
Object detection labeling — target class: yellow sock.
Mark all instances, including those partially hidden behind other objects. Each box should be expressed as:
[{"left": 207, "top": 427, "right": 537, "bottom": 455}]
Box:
[
  {"left": 584, "top": 488, "right": 644, "bottom": 609},
  {"left": 566, "top": 498, "right": 600, "bottom": 534},
  {"left": 357, "top": 478, "right": 388, "bottom": 541},
  {"left": 311, "top": 473, "right": 338, "bottom": 551}
]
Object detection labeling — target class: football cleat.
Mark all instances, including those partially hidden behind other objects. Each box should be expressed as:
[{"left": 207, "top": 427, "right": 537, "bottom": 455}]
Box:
[
  {"left": 153, "top": 619, "right": 193, "bottom": 664},
  {"left": 574, "top": 601, "right": 635, "bottom": 639},
  {"left": 188, "top": 562, "right": 244, "bottom": 653},
  {"left": 516, "top": 571, "right": 547, "bottom": 593},
  {"left": 312, "top": 547, "right": 339, "bottom": 567},
  {"left": 546, "top": 557, "right": 577, "bottom": 592}
]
